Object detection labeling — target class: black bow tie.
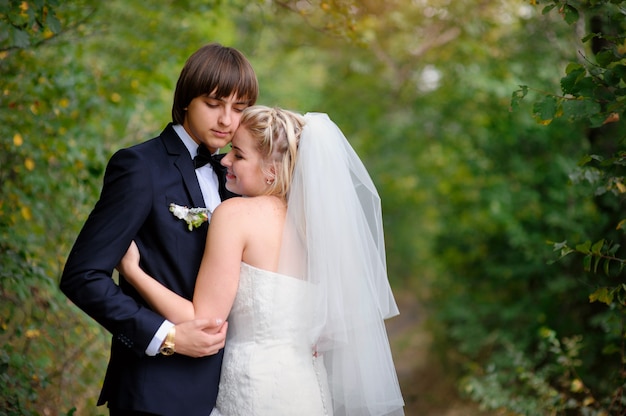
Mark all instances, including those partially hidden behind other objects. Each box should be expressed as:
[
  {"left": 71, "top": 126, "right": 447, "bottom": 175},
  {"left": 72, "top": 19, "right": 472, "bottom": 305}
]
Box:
[{"left": 194, "top": 145, "right": 221, "bottom": 170}]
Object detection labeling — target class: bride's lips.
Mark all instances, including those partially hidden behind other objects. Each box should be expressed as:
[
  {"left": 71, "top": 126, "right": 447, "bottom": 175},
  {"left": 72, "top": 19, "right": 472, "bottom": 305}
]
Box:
[{"left": 226, "top": 171, "right": 235, "bottom": 180}]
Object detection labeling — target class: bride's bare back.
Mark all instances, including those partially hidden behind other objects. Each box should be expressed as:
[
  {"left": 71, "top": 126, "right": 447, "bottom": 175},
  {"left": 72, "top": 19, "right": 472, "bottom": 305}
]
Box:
[
  {"left": 229, "top": 195, "right": 286, "bottom": 272},
  {"left": 192, "top": 195, "right": 286, "bottom": 323}
]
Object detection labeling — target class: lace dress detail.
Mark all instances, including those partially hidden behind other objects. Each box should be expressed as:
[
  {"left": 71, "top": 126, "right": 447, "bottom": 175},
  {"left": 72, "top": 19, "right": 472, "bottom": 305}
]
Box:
[{"left": 210, "top": 262, "right": 331, "bottom": 416}]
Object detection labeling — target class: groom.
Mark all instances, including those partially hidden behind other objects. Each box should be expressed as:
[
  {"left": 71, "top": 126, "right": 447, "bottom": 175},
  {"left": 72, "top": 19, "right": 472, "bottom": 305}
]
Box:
[{"left": 60, "top": 44, "right": 258, "bottom": 415}]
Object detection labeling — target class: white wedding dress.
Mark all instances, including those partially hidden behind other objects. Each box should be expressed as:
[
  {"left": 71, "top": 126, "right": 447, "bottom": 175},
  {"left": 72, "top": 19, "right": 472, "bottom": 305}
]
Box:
[
  {"left": 211, "top": 113, "right": 404, "bottom": 415},
  {"left": 210, "top": 262, "right": 332, "bottom": 416}
]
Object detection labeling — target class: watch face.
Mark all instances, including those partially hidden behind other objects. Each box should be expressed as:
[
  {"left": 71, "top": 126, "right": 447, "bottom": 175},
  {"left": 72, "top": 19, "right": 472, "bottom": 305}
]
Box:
[{"left": 160, "top": 346, "right": 175, "bottom": 356}]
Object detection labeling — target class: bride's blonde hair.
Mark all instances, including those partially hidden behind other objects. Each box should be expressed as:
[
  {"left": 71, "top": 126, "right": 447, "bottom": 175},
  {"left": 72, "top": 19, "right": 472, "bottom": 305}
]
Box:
[{"left": 239, "top": 105, "right": 305, "bottom": 199}]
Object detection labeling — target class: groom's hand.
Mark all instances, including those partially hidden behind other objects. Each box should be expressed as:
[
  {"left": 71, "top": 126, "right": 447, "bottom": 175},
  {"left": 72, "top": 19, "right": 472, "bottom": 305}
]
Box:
[{"left": 174, "top": 319, "right": 228, "bottom": 358}]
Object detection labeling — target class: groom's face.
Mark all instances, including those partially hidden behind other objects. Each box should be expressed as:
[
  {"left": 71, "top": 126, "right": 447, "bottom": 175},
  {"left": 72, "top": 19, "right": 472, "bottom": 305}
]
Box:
[{"left": 183, "top": 91, "right": 249, "bottom": 153}]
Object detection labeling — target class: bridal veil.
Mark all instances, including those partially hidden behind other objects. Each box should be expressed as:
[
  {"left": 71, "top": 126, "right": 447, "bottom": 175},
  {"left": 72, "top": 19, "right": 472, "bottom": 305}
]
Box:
[{"left": 278, "top": 113, "right": 405, "bottom": 415}]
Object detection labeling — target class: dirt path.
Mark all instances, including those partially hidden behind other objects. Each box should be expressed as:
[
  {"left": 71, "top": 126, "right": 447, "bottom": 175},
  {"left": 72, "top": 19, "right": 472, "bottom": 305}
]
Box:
[{"left": 387, "top": 290, "right": 496, "bottom": 416}]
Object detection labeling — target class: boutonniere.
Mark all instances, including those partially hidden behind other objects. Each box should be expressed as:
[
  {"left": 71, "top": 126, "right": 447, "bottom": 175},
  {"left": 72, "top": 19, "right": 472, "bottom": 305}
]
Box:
[{"left": 169, "top": 203, "right": 212, "bottom": 231}]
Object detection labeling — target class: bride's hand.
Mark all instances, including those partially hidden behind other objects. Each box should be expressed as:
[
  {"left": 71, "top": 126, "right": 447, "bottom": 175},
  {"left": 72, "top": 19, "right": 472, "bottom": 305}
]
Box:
[{"left": 117, "top": 240, "right": 141, "bottom": 279}]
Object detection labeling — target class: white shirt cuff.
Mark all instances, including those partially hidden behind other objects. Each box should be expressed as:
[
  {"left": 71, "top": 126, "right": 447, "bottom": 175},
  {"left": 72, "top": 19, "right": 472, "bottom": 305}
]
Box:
[{"left": 145, "top": 320, "right": 174, "bottom": 356}]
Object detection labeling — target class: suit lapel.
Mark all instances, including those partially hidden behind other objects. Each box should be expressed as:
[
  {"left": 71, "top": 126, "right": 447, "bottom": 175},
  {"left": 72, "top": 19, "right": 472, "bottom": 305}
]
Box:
[
  {"left": 213, "top": 153, "right": 239, "bottom": 201},
  {"left": 161, "top": 124, "right": 206, "bottom": 208}
]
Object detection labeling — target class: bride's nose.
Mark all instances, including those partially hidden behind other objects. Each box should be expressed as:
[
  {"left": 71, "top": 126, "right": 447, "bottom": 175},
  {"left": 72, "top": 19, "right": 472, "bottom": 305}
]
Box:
[{"left": 221, "top": 152, "right": 232, "bottom": 167}]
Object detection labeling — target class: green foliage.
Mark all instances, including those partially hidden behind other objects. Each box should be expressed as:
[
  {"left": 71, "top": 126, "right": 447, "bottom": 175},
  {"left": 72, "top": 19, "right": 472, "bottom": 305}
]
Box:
[
  {"left": 519, "top": 1, "right": 626, "bottom": 128},
  {"left": 0, "top": 0, "right": 249, "bottom": 413},
  {"left": 0, "top": 0, "right": 62, "bottom": 51},
  {"left": 447, "top": 0, "right": 626, "bottom": 414},
  {"left": 0, "top": 2, "right": 117, "bottom": 413},
  {"left": 462, "top": 329, "right": 612, "bottom": 414},
  {"left": 7, "top": 0, "right": 626, "bottom": 414}
]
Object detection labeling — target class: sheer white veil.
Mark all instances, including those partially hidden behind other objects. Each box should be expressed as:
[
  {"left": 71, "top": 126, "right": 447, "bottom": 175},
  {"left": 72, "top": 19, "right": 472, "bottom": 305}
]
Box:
[{"left": 278, "top": 113, "right": 405, "bottom": 415}]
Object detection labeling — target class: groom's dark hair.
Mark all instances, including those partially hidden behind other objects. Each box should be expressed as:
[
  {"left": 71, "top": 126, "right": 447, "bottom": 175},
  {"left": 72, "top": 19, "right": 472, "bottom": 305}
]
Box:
[{"left": 172, "top": 43, "right": 259, "bottom": 125}]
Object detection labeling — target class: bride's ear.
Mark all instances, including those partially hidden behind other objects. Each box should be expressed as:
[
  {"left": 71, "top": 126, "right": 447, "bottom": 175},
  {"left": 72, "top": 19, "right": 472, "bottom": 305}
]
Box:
[{"left": 265, "top": 163, "right": 276, "bottom": 185}]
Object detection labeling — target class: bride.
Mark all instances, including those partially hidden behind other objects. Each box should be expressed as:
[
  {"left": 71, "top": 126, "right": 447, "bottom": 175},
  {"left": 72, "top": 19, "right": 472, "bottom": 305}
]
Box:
[{"left": 118, "top": 106, "right": 405, "bottom": 415}]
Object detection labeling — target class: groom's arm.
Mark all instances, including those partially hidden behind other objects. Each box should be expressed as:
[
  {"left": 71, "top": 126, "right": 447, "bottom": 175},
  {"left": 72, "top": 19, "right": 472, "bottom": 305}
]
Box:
[{"left": 60, "top": 148, "right": 165, "bottom": 356}]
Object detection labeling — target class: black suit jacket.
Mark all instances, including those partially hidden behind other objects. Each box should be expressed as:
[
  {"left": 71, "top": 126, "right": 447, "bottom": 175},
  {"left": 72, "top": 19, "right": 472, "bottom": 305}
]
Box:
[{"left": 60, "top": 124, "right": 237, "bottom": 415}]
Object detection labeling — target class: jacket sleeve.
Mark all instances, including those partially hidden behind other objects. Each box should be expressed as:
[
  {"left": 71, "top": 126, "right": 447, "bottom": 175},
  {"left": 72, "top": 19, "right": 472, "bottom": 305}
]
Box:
[{"left": 60, "top": 147, "right": 164, "bottom": 356}]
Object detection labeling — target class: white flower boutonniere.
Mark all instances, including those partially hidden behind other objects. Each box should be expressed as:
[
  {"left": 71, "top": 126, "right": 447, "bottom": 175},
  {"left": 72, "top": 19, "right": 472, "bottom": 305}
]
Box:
[{"left": 169, "top": 203, "right": 212, "bottom": 231}]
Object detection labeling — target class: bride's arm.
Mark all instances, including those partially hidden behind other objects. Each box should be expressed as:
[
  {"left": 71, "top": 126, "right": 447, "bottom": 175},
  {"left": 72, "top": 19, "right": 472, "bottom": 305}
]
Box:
[
  {"left": 192, "top": 200, "right": 245, "bottom": 320},
  {"left": 117, "top": 241, "right": 195, "bottom": 323},
  {"left": 118, "top": 200, "right": 245, "bottom": 324}
]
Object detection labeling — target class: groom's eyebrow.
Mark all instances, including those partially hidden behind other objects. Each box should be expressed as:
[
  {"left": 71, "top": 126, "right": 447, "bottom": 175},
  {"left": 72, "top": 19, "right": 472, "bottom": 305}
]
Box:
[{"left": 203, "top": 94, "right": 248, "bottom": 106}]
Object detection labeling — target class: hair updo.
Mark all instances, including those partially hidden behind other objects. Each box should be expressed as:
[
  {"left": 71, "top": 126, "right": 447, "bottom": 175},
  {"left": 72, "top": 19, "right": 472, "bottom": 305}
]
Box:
[{"left": 238, "top": 105, "right": 305, "bottom": 199}]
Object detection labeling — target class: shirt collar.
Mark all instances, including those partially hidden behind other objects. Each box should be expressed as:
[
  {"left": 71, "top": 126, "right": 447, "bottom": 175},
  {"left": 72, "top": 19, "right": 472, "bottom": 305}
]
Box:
[
  {"left": 172, "top": 124, "right": 198, "bottom": 159},
  {"left": 172, "top": 124, "right": 221, "bottom": 159}
]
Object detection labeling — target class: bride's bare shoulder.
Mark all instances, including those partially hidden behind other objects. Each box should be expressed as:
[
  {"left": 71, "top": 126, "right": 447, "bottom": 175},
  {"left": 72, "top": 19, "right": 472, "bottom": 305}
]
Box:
[{"left": 213, "top": 195, "right": 285, "bottom": 219}]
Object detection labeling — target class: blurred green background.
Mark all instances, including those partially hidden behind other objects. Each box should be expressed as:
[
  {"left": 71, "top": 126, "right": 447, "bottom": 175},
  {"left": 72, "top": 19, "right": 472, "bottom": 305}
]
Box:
[{"left": 2, "top": 1, "right": 626, "bottom": 415}]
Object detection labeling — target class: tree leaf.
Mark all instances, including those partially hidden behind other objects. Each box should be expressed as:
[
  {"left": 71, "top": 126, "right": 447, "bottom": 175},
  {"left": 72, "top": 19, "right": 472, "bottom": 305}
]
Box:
[
  {"left": 562, "top": 5, "right": 579, "bottom": 25},
  {"left": 561, "top": 99, "right": 601, "bottom": 121},
  {"left": 510, "top": 85, "right": 528, "bottom": 111},
  {"left": 46, "top": 14, "right": 62, "bottom": 34},
  {"left": 576, "top": 240, "right": 591, "bottom": 253},
  {"left": 589, "top": 287, "right": 613, "bottom": 305},
  {"left": 532, "top": 95, "right": 557, "bottom": 121}
]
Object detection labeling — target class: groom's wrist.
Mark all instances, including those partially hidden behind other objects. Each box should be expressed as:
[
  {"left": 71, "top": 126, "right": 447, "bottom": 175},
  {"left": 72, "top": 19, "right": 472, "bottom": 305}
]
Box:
[
  {"left": 159, "top": 326, "right": 176, "bottom": 356},
  {"left": 145, "top": 320, "right": 173, "bottom": 356}
]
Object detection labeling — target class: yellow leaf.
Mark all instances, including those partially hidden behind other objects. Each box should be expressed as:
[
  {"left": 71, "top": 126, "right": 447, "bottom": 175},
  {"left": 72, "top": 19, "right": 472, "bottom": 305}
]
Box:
[
  {"left": 110, "top": 92, "right": 122, "bottom": 103},
  {"left": 19, "top": 1, "right": 28, "bottom": 12},
  {"left": 25, "top": 329, "right": 41, "bottom": 338},
  {"left": 21, "top": 206, "right": 32, "bottom": 221},
  {"left": 589, "top": 287, "right": 612, "bottom": 305},
  {"left": 24, "top": 158, "right": 35, "bottom": 171},
  {"left": 582, "top": 396, "right": 595, "bottom": 406},
  {"left": 603, "top": 112, "right": 619, "bottom": 125},
  {"left": 59, "top": 98, "right": 70, "bottom": 108},
  {"left": 13, "top": 133, "right": 23, "bottom": 146},
  {"left": 617, "top": 181, "right": 626, "bottom": 193},
  {"left": 570, "top": 378, "right": 583, "bottom": 393}
]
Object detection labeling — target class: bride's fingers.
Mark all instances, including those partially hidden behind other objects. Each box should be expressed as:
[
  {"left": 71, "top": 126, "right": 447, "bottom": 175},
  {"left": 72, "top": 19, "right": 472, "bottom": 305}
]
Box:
[{"left": 197, "top": 318, "right": 227, "bottom": 333}]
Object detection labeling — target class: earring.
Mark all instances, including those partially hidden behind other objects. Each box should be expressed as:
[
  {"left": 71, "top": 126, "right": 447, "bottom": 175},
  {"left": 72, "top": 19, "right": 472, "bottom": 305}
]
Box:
[{"left": 266, "top": 179, "right": 272, "bottom": 184}]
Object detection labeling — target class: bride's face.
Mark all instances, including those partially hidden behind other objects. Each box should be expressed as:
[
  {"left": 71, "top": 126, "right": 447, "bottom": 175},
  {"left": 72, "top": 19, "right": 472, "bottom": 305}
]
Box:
[{"left": 221, "top": 127, "right": 271, "bottom": 197}]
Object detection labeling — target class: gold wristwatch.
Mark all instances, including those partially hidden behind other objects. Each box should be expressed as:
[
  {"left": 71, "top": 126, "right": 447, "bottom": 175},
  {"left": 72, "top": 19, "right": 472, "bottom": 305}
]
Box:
[{"left": 159, "top": 326, "right": 176, "bottom": 356}]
